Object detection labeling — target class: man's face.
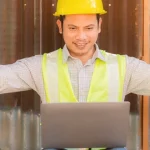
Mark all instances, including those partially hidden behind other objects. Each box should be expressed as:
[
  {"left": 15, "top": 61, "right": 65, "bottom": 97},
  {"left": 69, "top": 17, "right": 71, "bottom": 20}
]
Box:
[{"left": 57, "top": 14, "right": 102, "bottom": 58}]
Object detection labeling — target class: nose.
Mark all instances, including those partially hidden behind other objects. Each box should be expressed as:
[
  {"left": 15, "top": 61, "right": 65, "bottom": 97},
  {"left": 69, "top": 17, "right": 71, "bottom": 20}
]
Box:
[{"left": 75, "top": 30, "right": 87, "bottom": 40}]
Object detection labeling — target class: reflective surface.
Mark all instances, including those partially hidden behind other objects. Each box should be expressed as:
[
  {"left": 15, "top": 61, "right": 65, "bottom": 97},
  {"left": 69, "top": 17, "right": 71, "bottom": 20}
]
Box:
[{"left": 0, "top": 108, "right": 41, "bottom": 150}]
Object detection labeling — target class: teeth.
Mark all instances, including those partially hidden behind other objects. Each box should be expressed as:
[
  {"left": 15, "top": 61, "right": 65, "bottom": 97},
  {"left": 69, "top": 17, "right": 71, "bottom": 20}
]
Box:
[
  {"left": 76, "top": 44, "right": 86, "bottom": 46},
  {"left": 73, "top": 43, "right": 87, "bottom": 49},
  {"left": 77, "top": 45, "right": 85, "bottom": 47},
  {"left": 76, "top": 43, "right": 86, "bottom": 45},
  {"left": 77, "top": 44, "right": 85, "bottom": 46}
]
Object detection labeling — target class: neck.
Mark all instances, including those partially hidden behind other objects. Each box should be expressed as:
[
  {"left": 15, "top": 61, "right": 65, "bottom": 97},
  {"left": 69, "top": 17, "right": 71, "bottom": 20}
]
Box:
[{"left": 69, "top": 47, "right": 96, "bottom": 65}]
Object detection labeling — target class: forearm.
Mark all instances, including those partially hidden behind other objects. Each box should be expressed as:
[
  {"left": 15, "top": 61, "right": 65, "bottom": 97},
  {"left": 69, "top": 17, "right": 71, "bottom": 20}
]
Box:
[
  {"left": 0, "top": 55, "right": 42, "bottom": 94},
  {"left": 125, "top": 56, "right": 150, "bottom": 96},
  {"left": 0, "top": 64, "right": 32, "bottom": 94}
]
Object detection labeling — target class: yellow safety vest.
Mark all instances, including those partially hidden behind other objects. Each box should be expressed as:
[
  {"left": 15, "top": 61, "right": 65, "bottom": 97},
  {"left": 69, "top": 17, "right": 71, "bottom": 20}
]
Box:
[
  {"left": 42, "top": 48, "right": 126, "bottom": 103},
  {"left": 42, "top": 48, "right": 126, "bottom": 150}
]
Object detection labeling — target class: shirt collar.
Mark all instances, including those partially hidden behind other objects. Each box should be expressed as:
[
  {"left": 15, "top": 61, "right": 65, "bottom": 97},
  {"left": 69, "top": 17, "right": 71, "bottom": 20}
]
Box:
[{"left": 62, "top": 44, "right": 106, "bottom": 63}]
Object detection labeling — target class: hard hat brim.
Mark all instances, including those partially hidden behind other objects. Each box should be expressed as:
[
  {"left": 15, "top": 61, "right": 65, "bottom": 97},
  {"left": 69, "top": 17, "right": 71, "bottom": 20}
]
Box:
[{"left": 53, "top": 11, "right": 107, "bottom": 16}]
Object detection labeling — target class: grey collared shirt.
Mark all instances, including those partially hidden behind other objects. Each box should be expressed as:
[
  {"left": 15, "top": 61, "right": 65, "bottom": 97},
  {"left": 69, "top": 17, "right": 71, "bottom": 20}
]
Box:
[{"left": 0, "top": 44, "right": 150, "bottom": 103}]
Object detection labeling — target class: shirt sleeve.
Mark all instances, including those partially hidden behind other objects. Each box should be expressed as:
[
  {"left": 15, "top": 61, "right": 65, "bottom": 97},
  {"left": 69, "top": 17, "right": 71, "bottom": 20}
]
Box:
[
  {"left": 125, "top": 56, "right": 150, "bottom": 96},
  {"left": 0, "top": 55, "right": 43, "bottom": 94}
]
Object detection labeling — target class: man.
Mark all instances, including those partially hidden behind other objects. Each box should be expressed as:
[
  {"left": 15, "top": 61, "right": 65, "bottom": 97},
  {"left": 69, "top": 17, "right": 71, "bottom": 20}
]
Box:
[{"left": 0, "top": 0, "right": 149, "bottom": 149}]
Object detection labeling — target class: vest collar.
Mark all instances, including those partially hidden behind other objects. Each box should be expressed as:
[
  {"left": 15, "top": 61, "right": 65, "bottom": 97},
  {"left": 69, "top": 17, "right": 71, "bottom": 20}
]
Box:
[{"left": 62, "top": 44, "right": 106, "bottom": 63}]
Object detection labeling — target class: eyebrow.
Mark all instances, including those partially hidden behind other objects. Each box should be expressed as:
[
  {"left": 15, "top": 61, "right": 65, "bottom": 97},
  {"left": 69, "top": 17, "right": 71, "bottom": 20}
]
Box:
[
  {"left": 85, "top": 24, "right": 95, "bottom": 27},
  {"left": 68, "top": 24, "right": 77, "bottom": 27},
  {"left": 68, "top": 24, "right": 95, "bottom": 27}
]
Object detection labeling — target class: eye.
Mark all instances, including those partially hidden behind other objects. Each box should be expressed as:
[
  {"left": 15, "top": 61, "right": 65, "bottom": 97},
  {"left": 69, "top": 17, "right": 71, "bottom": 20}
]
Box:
[
  {"left": 86, "top": 27, "right": 93, "bottom": 30},
  {"left": 69, "top": 27, "right": 76, "bottom": 31}
]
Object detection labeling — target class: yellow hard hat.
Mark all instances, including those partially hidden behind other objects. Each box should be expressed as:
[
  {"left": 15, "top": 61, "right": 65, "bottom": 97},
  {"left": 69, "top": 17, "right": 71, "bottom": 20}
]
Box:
[{"left": 53, "top": 0, "right": 107, "bottom": 16}]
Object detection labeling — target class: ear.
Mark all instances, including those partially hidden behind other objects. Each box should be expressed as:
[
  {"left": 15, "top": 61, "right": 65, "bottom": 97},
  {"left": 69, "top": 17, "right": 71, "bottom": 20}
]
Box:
[
  {"left": 98, "top": 18, "right": 102, "bottom": 33},
  {"left": 56, "top": 19, "right": 63, "bottom": 34}
]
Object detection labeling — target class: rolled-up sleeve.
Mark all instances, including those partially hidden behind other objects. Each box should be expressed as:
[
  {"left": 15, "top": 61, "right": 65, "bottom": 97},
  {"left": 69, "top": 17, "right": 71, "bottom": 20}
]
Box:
[
  {"left": 0, "top": 55, "right": 43, "bottom": 94},
  {"left": 125, "top": 56, "right": 150, "bottom": 96}
]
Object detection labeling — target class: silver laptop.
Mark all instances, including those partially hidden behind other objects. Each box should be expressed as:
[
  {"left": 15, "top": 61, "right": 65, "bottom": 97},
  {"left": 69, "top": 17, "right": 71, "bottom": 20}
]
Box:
[{"left": 41, "top": 102, "right": 130, "bottom": 149}]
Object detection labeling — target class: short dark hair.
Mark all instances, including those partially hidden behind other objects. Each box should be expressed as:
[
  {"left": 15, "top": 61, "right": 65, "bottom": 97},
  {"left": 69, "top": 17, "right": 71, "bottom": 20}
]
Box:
[{"left": 59, "top": 14, "right": 101, "bottom": 30}]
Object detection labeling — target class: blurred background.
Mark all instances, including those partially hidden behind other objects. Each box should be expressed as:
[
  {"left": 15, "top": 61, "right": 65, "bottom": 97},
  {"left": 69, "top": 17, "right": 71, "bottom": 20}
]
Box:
[{"left": 0, "top": 0, "right": 148, "bottom": 150}]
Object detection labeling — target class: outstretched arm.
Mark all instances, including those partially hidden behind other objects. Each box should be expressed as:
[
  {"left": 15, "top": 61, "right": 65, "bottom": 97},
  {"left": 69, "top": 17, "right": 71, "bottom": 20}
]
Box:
[
  {"left": 125, "top": 56, "right": 150, "bottom": 96},
  {"left": 0, "top": 55, "right": 42, "bottom": 95}
]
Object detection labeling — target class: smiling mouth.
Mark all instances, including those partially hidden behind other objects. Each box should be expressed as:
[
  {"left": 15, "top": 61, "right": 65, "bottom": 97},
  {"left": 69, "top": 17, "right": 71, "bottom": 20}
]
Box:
[{"left": 74, "top": 43, "right": 87, "bottom": 49}]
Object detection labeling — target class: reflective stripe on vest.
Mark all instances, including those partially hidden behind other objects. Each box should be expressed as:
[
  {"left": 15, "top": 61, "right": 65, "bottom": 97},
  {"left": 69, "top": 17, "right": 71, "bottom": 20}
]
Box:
[{"left": 42, "top": 48, "right": 126, "bottom": 103}]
